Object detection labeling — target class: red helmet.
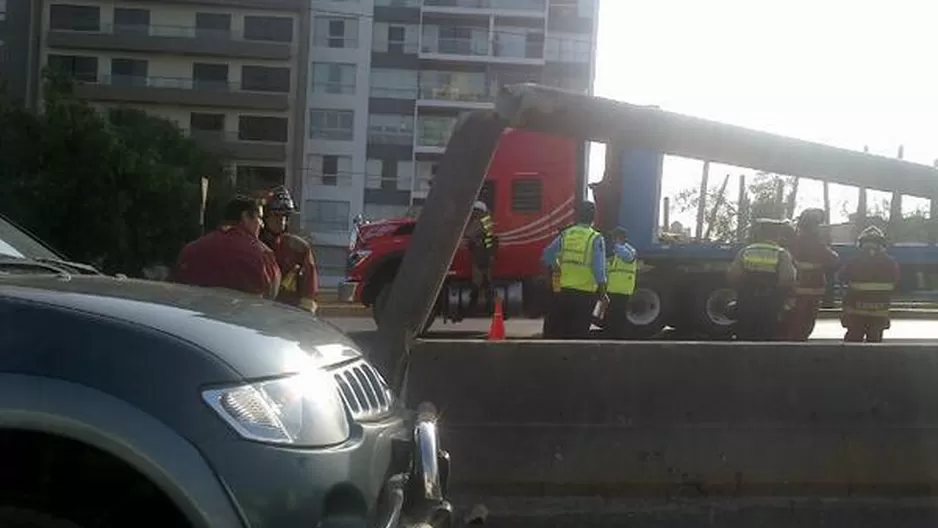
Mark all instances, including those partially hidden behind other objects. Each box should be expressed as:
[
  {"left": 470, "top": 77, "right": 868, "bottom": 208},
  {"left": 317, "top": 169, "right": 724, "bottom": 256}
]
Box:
[{"left": 264, "top": 186, "right": 297, "bottom": 215}]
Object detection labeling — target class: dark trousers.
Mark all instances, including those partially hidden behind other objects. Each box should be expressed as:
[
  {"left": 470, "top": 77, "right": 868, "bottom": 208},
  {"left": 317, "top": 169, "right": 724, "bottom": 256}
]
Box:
[
  {"left": 843, "top": 315, "right": 887, "bottom": 343},
  {"left": 736, "top": 291, "right": 784, "bottom": 341},
  {"left": 601, "top": 293, "right": 631, "bottom": 339},
  {"left": 543, "top": 288, "right": 596, "bottom": 339}
]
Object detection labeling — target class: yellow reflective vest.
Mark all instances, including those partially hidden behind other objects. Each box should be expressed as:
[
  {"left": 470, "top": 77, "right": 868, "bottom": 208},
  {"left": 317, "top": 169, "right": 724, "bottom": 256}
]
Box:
[
  {"left": 607, "top": 254, "right": 637, "bottom": 295},
  {"left": 558, "top": 225, "right": 601, "bottom": 292},
  {"left": 741, "top": 242, "right": 781, "bottom": 274}
]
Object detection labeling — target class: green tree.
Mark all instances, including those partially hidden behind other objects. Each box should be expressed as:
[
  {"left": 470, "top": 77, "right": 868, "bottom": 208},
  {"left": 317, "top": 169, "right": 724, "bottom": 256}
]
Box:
[
  {"left": 673, "top": 172, "right": 795, "bottom": 242},
  {"left": 0, "top": 71, "right": 232, "bottom": 276}
]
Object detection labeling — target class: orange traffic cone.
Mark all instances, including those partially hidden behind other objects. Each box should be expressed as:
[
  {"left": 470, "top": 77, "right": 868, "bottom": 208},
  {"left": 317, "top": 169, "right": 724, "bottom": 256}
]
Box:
[{"left": 487, "top": 295, "right": 505, "bottom": 341}]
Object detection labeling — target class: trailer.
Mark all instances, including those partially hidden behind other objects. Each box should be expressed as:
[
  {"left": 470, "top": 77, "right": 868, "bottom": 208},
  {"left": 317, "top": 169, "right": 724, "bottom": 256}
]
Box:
[
  {"left": 344, "top": 84, "right": 938, "bottom": 339},
  {"left": 372, "top": 85, "right": 938, "bottom": 527}
]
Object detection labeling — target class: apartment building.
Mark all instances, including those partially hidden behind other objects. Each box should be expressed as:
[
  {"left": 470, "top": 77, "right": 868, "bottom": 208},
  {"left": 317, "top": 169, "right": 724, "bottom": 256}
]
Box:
[
  {"left": 304, "top": 0, "right": 599, "bottom": 286},
  {"left": 37, "top": 0, "right": 310, "bottom": 195}
]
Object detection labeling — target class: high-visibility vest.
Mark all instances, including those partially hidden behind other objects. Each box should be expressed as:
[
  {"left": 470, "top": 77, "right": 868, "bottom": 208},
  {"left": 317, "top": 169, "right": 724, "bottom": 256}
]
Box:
[
  {"left": 607, "top": 254, "right": 637, "bottom": 295},
  {"left": 793, "top": 259, "right": 826, "bottom": 296},
  {"left": 842, "top": 254, "right": 897, "bottom": 319},
  {"left": 558, "top": 225, "right": 601, "bottom": 292},
  {"left": 480, "top": 214, "right": 496, "bottom": 249},
  {"left": 741, "top": 242, "right": 782, "bottom": 273}
]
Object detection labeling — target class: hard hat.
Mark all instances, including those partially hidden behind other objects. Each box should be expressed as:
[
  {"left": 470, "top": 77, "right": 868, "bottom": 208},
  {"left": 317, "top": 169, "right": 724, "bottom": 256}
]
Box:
[
  {"left": 264, "top": 185, "right": 297, "bottom": 215},
  {"left": 857, "top": 225, "right": 886, "bottom": 245},
  {"left": 472, "top": 201, "right": 488, "bottom": 213}
]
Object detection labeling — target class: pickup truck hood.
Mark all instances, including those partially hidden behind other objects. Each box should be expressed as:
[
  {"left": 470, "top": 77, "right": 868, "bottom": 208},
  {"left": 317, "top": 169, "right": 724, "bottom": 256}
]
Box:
[{"left": 0, "top": 275, "right": 362, "bottom": 380}]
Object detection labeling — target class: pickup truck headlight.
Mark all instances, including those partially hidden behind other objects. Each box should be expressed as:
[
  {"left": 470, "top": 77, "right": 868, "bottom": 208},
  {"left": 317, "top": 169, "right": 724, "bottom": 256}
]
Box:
[{"left": 202, "top": 371, "right": 351, "bottom": 447}]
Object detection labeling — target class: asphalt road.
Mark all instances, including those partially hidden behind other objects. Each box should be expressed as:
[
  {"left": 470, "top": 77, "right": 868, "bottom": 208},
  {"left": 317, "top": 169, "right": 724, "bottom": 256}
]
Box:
[{"left": 325, "top": 316, "right": 938, "bottom": 342}]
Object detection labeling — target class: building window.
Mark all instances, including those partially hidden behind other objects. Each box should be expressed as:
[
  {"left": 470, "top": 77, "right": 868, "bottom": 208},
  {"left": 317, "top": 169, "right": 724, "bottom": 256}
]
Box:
[
  {"left": 189, "top": 113, "right": 225, "bottom": 139},
  {"left": 511, "top": 178, "right": 542, "bottom": 212},
  {"left": 365, "top": 159, "right": 383, "bottom": 189},
  {"left": 419, "top": 70, "right": 486, "bottom": 101},
  {"left": 370, "top": 69, "right": 418, "bottom": 99},
  {"left": 192, "top": 63, "right": 229, "bottom": 91},
  {"left": 113, "top": 8, "right": 149, "bottom": 35},
  {"left": 314, "top": 17, "right": 357, "bottom": 48},
  {"left": 236, "top": 165, "right": 285, "bottom": 192},
  {"left": 47, "top": 54, "right": 98, "bottom": 83},
  {"left": 387, "top": 25, "right": 407, "bottom": 53},
  {"left": 304, "top": 200, "right": 350, "bottom": 233},
  {"left": 110, "top": 58, "right": 148, "bottom": 86},
  {"left": 417, "top": 115, "right": 457, "bottom": 148},
  {"left": 545, "top": 34, "right": 591, "bottom": 63},
  {"left": 195, "top": 12, "right": 231, "bottom": 39},
  {"left": 415, "top": 161, "right": 436, "bottom": 193},
  {"left": 238, "top": 116, "right": 288, "bottom": 143},
  {"left": 309, "top": 109, "right": 354, "bottom": 141},
  {"left": 372, "top": 23, "right": 417, "bottom": 53},
  {"left": 49, "top": 4, "right": 100, "bottom": 32},
  {"left": 368, "top": 114, "right": 414, "bottom": 145},
  {"left": 241, "top": 66, "right": 290, "bottom": 93},
  {"left": 311, "top": 63, "right": 356, "bottom": 95},
  {"left": 397, "top": 160, "right": 414, "bottom": 192},
  {"left": 374, "top": 0, "right": 420, "bottom": 6},
  {"left": 307, "top": 154, "right": 352, "bottom": 186},
  {"left": 243, "top": 16, "right": 293, "bottom": 43}
]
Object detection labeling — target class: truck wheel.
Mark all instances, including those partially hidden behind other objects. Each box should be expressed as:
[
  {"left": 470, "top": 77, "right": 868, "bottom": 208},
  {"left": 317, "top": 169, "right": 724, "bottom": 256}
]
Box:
[
  {"left": 691, "top": 283, "right": 737, "bottom": 339},
  {"left": 0, "top": 507, "right": 83, "bottom": 527},
  {"left": 373, "top": 282, "right": 437, "bottom": 335},
  {"left": 620, "top": 285, "right": 669, "bottom": 339}
]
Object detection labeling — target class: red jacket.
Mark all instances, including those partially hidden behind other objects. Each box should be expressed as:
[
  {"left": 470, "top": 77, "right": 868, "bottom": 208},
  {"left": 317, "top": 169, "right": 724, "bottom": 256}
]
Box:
[
  {"left": 260, "top": 231, "right": 319, "bottom": 312},
  {"left": 840, "top": 251, "right": 900, "bottom": 322},
  {"left": 791, "top": 235, "right": 839, "bottom": 296},
  {"left": 171, "top": 225, "right": 281, "bottom": 299}
]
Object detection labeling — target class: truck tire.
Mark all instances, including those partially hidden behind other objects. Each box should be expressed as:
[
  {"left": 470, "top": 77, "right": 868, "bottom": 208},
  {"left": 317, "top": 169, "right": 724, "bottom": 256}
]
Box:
[
  {"left": 690, "top": 281, "right": 737, "bottom": 339},
  {"left": 606, "top": 282, "right": 670, "bottom": 339},
  {"left": 0, "top": 507, "right": 83, "bottom": 528},
  {"left": 373, "top": 282, "right": 437, "bottom": 335}
]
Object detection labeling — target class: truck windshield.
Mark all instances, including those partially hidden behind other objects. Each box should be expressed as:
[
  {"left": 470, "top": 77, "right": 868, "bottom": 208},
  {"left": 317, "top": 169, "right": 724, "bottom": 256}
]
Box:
[{"left": 0, "top": 214, "right": 62, "bottom": 261}]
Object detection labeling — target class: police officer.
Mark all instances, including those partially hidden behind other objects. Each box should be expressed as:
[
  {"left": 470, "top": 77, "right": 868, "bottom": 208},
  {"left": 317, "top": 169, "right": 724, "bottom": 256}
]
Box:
[
  {"left": 541, "top": 201, "right": 608, "bottom": 339},
  {"left": 463, "top": 201, "right": 498, "bottom": 312},
  {"left": 172, "top": 196, "right": 280, "bottom": 299},
  {"left": 259, "top": 186, "right": 320, "bottom": 313},
  {"left": 727, "top": 219, "right": 797, "bottom": 341},
  {"left": 601, "top": 227, "right": 638, "bottom": 339},
  {"left": 839, "top": 226, "right": 900, "bottom": 343}
]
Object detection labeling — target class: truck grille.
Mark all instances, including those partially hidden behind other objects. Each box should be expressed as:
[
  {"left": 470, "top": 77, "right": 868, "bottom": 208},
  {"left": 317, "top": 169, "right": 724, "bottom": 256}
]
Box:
[{"left": 330, "top": 360, "right": 394, "bottom": 421}]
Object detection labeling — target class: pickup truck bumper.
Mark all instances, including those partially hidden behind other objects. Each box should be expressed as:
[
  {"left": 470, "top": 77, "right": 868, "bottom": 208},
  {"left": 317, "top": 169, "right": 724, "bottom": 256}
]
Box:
[{"left": 338, "top": 280, "right": 360, "bottom": 303}]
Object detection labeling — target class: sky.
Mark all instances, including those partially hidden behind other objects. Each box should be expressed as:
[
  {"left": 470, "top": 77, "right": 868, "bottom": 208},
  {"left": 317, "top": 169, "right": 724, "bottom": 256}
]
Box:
[{"left": 586, "top": 0, "right": 938, "bottom": 226}]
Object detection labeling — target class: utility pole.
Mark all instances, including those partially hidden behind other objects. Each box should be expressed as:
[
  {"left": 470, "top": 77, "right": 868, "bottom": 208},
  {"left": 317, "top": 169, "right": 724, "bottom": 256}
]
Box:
[{"left": 695, "top": 161, "right": 710, "bottom": 240}]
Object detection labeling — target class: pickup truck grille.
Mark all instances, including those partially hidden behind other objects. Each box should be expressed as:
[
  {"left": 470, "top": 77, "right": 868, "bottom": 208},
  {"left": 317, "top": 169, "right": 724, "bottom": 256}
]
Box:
[{"left": 331, "top": 360, "right": 394, "bottom": 421}]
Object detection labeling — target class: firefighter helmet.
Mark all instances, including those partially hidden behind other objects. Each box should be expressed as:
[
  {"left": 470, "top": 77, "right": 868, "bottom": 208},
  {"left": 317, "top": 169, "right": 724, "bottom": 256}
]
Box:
[
  {"left": 857, "top": 225, "right": 886, "bottom": 246},
  {"left": 264, "top": 186, "right": 297, "bottom": 215},
  {"left": 472, "top": 200, "right": 488, "bottom": 213},
  {"left": 797, "top": 208, "right": 825, "bottom": 230}
]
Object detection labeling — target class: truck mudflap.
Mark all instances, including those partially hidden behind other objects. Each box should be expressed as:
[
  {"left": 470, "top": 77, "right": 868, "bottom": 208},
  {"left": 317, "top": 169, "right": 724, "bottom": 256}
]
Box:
[{"left": 378, "top": 402, "right": 454, "bottom": 528}]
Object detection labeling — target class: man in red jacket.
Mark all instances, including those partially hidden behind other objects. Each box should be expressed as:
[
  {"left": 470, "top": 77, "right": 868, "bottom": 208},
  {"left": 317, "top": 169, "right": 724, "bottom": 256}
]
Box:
[
  {"left": 172, "top": 196, "right": 281, "bottom": 299},
  {"left": 259, "top": 186, "right": 320, "bottom": 313},
  {"left": 839, "top": 226, "right": 900, "bottom": 343},
  {"left": 783, "top": 209, "right": 839, "bottom": 340}
]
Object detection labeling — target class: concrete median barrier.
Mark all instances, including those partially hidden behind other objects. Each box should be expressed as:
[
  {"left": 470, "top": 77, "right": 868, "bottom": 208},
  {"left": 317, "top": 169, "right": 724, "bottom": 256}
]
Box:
[{"left": 406, "top": 340, "right": 938, "bottom": 500}]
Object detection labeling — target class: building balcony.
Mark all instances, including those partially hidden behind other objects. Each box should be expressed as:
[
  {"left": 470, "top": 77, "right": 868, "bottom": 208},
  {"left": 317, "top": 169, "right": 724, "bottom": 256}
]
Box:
[
  {"left": 74, "top": 75, "right": 290, "bottom": 110},
  {"left": 422, "top": 0, "right": 546, "bottom": 17},
  {"left": 303, "top": 171, "right": 357, "bottom": 189},
  {"left": 416, "top": 85, "right": 494, "bottom": 109},
  {"left": 419, "top": 35, "right": 545, "bottom": 64},
  {"left": 414, "top": 125, "right": 452, "bottom": 154},
  {"left": 46, "top": 24, "right": 295, "bottom": 60},
  {"left": 188, "top": 130, "right": 287, "bottom": 161}
]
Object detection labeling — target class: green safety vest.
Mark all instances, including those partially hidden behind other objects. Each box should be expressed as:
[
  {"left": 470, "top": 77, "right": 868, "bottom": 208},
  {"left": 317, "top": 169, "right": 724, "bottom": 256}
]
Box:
[
  {"left": 480, "top": 214, "right": 496, "bottom": 249},
  {"left": 607, "top": 254, "right": 637, "bottom": 295},
  {"left": 558, "top": 225, "right": 601, "bottom": 293},
  {"left": 741, "top": 242, "right": 782, "bottom": 274}
]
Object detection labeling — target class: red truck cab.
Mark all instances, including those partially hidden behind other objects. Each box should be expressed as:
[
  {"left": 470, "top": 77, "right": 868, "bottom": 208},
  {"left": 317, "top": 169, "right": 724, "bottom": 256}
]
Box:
[{"left": 341, "top": 128, "right": 579, "bottom": 326}]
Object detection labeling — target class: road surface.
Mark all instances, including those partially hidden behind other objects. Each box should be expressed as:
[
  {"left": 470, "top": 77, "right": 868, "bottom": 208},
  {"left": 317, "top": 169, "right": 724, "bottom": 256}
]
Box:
[{"left": 325, "top": 316, "right": 938, "bottom": 341}]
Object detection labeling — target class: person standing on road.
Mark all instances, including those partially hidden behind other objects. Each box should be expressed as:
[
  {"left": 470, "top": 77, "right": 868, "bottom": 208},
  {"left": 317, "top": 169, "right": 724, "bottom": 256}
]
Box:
[
  {"left": 601, "top": 227, "right": 638, "bottom": 339},
  {"left": 728, "top": 219, "right": 797, "bottom": 341},
  {"left": 171, "top": 196, "right": 281, "bottom": 299},
  {"left": 463, "top": 201, "right": 498, "bottom": 313},
  {"left": 839, "top": 226, "right": 900, "bottom": 343},
  {"left": 541, "top": 201, "right": 608, "bottom": 339},
  {"left": 259, "top": 186, "right": 320, "bottom": 314},
  {"left": 784, "top": 209, "right": 839, "bottom": 340}
]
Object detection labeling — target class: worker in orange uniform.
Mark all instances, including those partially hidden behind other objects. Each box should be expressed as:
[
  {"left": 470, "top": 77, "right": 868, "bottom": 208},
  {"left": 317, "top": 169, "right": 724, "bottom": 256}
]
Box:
[
  {"left": 259, "top": 186, "right": 320, "bottom": 314},
  {"left": 784, "top": 209, "right": 839, "bottom": 340},
  {"left": 172, "top": 196, "right": 281, "bottom": 299},
  {"left": 839, "top": 226, "right": 900, "bottom": 343}
]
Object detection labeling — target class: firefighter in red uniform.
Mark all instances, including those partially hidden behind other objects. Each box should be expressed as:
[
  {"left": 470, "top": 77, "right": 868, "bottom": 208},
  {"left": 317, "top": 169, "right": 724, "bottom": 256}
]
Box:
[
  {"left": 784, "top": 209, "right": 839, "bottom": 340},
  {"left": 259, "top": 186, "right": 320, "bottom": 314},
  {"left": 172, "top": 196, "right": 281, "bottom": 298},
  {"left": 839, "top": 226, "right": 900, "bottom": 343}
]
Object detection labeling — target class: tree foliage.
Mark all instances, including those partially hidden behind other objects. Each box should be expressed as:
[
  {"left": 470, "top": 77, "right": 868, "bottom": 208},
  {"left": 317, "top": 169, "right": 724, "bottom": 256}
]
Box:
[{"left": 0, "top": 71, "right": 234, "bottom": 275}]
